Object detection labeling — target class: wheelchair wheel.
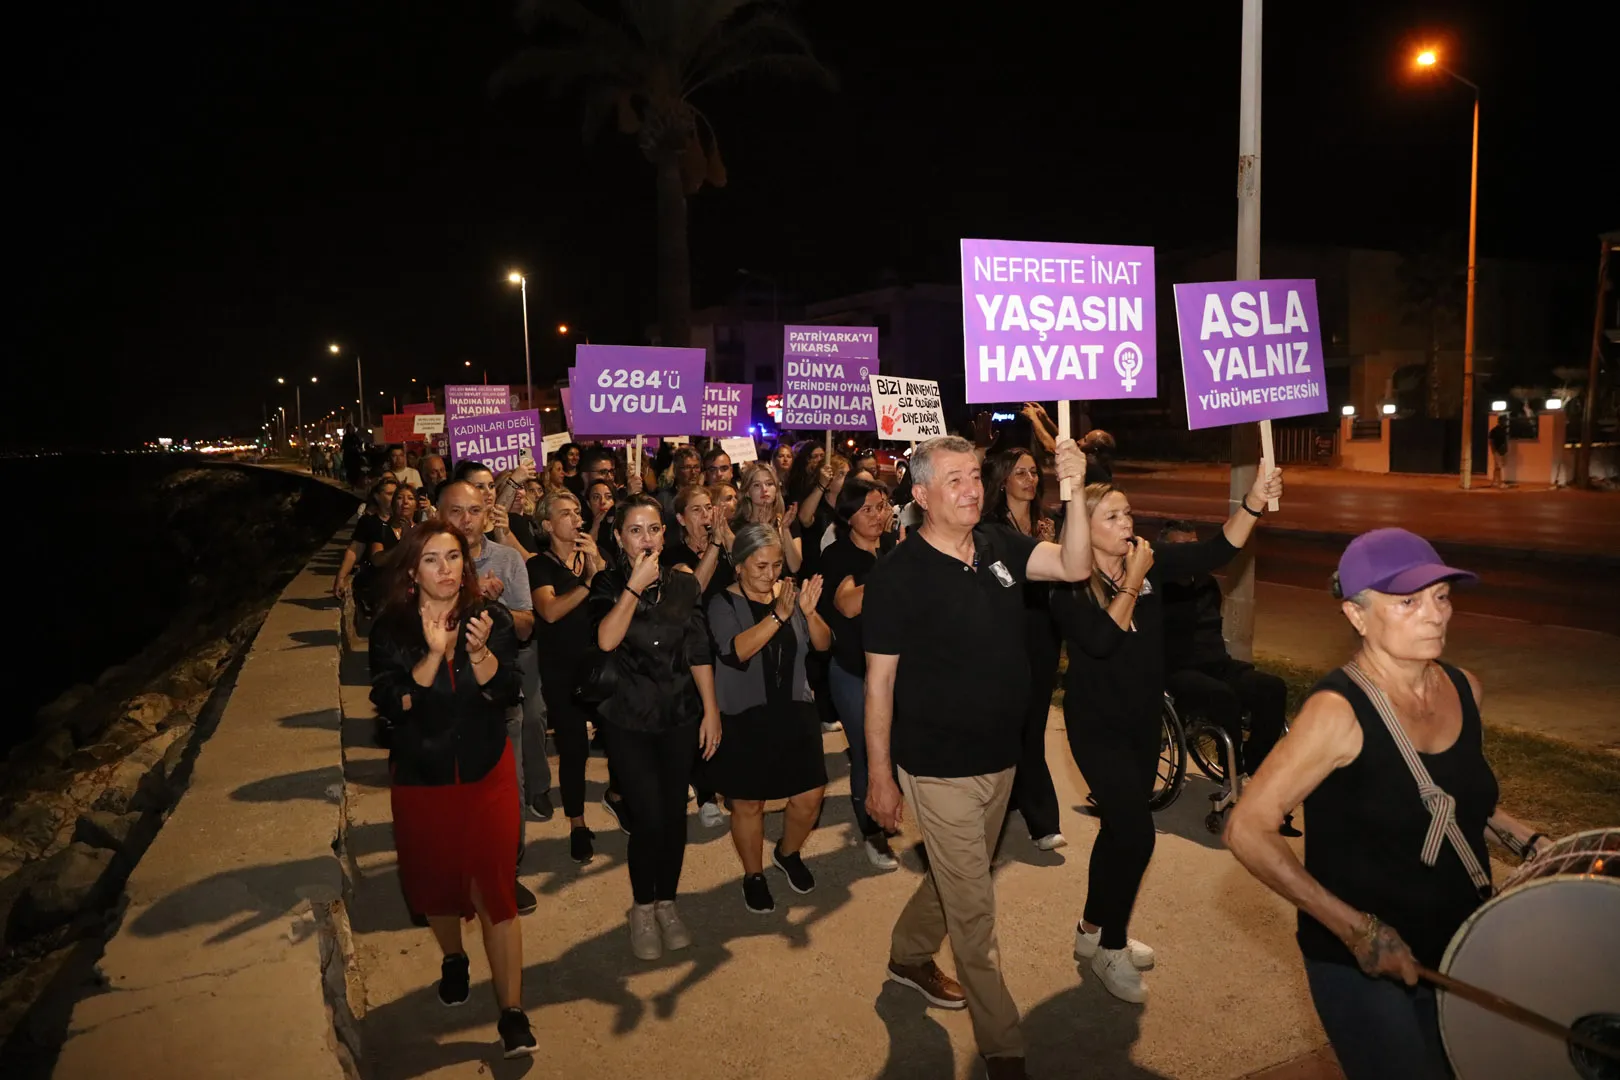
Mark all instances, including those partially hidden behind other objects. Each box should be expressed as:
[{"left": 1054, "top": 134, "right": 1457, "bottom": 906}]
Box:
[
  {"left": 1187, "top": 725, "right": 1228, "bottom": 784},
  {"left": 1149, "top": 697, "right": 1189, "bottom": 812}
]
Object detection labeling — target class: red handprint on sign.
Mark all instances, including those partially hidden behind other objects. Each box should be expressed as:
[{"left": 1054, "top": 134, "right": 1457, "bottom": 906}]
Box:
[{"left": 880, "top": 404, "right": 900, "bottom": 435}]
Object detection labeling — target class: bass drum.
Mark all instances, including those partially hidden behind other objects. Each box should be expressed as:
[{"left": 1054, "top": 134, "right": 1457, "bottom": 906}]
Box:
[{"left": 1439, "top": 828, "right": 1620, "bottom": 1080}]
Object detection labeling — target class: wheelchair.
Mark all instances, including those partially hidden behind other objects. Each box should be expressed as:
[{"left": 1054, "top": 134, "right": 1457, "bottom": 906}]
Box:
[{"left": 1149, "top": 692, "right": 1247, "bottom": 834}]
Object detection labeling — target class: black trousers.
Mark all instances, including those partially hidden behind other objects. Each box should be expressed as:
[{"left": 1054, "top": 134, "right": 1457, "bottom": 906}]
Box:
[
  {"left": 600, "top": 721, "right": 696, "bottom": 905},
  {"left": 1066, "top": 712, "right": 1159, "bottom": 949},
  {"left": 539, "top": 666, "right": 592, "bottom": 820},
  {"left": 1167, "top": 658, "right": 1287, "bottom": 774},
  {"left": 1011, "top": 630, "right": 1062, "bottom": 839}
]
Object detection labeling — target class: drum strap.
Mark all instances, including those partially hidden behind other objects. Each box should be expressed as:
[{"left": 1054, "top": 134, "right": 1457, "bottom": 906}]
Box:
[{"left": 1343, "top": 663, "right": 1492, "bottom": 894}]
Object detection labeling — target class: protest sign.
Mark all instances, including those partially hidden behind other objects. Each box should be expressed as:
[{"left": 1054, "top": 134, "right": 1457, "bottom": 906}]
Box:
[
  {"left": 540, "top": 432, "right": 571, "bottom": 463},
  {"left": 381, "top": 414, "right": 417, "bottom": 443},
  {"left": 1172, "top": 280, "right": 1326, "bottom": 430},
  {"left": 868, "top": 375, "right": 946, "bottom": 442},
  {"left": 445, "top": 384, "right": 512, "bottom": 419},
  {"left": 782, "top": 325, "right": 878, "bottom": 429},
  {"left": 719, "top": 436, "right": 758, "bottom": 464},
  {"left": 572, "top": 345, "right": 705, "bottom": 437},
  {"left": 960, "top": 239, "right": 1156, "bottom": 403},
  {"left": 701, "top": 382, "right": 752, "bottom": 438},
  {"left": 412, "top": 413, "right": 445, "bottom": 435},
  {"left": 447, "top": 409, "right": 539, "bottom": 473}
]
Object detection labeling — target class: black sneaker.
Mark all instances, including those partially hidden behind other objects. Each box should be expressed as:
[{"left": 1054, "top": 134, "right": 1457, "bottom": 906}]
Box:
[
  {"left": 1279, "top": 813, "right": 1303, "bottom": 838},
  {"left": 569, "top": 825, "right": 595, "bottom": 864},
  {"left": 603, "top": 793, "right": 630, "bottom": 835},
  {"left": 410, "top": 910, "right": 429, "bottom": 928},
  {"left": 515, "top": 879, "right": 538, "bottom": 915},
  {"left": 742, "top": 872, "right": 775, "bottom": 914},
  {"left": 772, "top": 844, "right": 816, "bottom": 894},
  {"left": 437, "top": 953, "right": 470, "bottom": 1007},
  {"left": 498, "top": 1007, "right": 537, "bottom": 1058},
  {"left": 528, "top": 791, "right": 555, "bottom": 821}
]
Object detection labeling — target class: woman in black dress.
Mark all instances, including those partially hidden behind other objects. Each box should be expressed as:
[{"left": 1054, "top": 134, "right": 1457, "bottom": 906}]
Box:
[
  {"left": 526, "top": 489, "right": 605, "bottom": 864},
  {"left": 1052, "top": 469, "right": 1282, "bottom": 1004},
  {"left": 982, "top": 447, "right": 1065, "bottom": 852},
  {"left": 704, "top": 523, "right": 831, "bottom": 914}
]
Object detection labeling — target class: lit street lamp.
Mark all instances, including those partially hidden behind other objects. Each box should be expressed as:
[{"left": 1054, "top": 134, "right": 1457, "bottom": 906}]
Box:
[
  {"left": 1413, "top": 46, "right": 1482, "bottom": 488},
  {"left": 330, "top": 342, "right": 367, "bottom": 435},
  {"left": 508, "top": 271, "right": 534, "bottom": 411}
]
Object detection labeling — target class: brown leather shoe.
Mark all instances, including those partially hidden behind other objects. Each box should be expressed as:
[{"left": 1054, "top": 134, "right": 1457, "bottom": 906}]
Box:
[
  {"left": 886, "top": 958, "right": 967, "bottom": 1009},
  {"left": 984, "top": 1056, "right": 1027, "bottom": 1080}
]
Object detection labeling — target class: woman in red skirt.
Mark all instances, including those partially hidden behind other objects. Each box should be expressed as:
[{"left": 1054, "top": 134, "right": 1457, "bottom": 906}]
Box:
[{"left": 368, "top": 520, "right": 536, "bottom": 1058}]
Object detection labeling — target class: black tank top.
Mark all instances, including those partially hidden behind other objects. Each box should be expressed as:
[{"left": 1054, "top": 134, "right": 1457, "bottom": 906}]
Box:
[{"left": 1297, "top": 662, "right": 1499, "bottom": 969}]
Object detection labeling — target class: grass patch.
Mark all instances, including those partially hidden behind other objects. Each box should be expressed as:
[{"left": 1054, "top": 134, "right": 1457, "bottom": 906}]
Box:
[
  {"left": 1253, "top": 653, "right": 1620, "bottom": 836},
  {"left": 1051, "top": 650, "right": 1619, "bottom": 834}
]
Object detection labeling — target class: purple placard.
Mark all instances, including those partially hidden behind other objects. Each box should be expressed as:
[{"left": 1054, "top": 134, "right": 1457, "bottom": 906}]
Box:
[
  {"left": 444, "top": 384, "right": 512, "bottom": 419},
  {"left": 701, "top": 382, "right": 752, "bottom": 438},
  {"left": 572, "top": 345, "right": 706, "bottom": 436},
  {"left": 1172, "top": 279, "right": 1326, "bottom": 430},
  {"left": 782, "top": 325, "right": 877, "bottom": 429},
  {"left": 959, "top": 239, "right": 1156, "bottom": 403},
  {"left": 447, "top": 409, "right": 539, "bottom": 473}
]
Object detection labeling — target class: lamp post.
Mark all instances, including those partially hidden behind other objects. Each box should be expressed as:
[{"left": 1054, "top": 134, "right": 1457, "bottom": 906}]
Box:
[
  {"left": 508, "top": 272, "right": 534, "bottom": 411},
  {"left": 330, "top": 343, "right": 366, "bottom": 436},
  {"left": 1415, "top": 47, "right": 1481, "bottom": 489}
]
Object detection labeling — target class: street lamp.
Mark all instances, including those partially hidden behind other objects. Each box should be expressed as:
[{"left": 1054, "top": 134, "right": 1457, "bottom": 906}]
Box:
[
  {"left": 508, "top": 271, "right": 533, "bottom": 411},
  {"left": 329, "top": 342, "right": 367, "bottom": 435},
  {"left": 1413, "top": 45, "right": 1481, "bottom": 489}
]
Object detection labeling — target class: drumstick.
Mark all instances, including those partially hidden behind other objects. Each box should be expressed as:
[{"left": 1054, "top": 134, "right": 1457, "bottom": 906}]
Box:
[{"left": 1418, "top": 965, "right": 1620, "bottom": 1062}]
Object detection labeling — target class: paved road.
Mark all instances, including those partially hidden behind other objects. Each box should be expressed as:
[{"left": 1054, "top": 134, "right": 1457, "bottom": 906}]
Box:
[
  {"left": 1116, "top": 467, "right": 1619, "bottom": 560},
  {"left": 1181, "top": 532, "right": 1617, "bottom": 636}
]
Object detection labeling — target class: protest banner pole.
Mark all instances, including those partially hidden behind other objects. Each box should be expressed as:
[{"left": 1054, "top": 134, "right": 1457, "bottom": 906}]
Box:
[
  {"left": 825, "top": 429, "right": 833, "bottom": 458},
  {"left": 1057, "top": 401, "right": 1073, "bottom": 500},
  {"left": 1258, "top": 418, "right": 1279, "bottom": 511},
  {"left": 632, "top": 434, "right": 643, "bottom": 490}
]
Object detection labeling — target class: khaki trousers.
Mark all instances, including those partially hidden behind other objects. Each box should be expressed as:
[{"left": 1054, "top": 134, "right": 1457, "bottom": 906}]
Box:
[{"left": 891, "top": 765, "right": 1023, "bottom": 1059}]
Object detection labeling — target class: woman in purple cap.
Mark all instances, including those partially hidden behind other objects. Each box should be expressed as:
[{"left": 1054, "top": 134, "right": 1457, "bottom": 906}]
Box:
[{"left": 1226, "top": 528, "right": 1549, "bottom": 1080}]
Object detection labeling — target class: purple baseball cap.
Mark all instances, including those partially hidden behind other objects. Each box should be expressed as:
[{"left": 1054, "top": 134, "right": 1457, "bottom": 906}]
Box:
[{"left": 1336, "top": 528, "right": 1479, "bottom": 598}]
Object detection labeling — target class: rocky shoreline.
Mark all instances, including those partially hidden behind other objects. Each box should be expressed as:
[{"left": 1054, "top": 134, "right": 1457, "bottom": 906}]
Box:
[{"left": 0, "top": 463, "right": 355, "bottom": 1059}]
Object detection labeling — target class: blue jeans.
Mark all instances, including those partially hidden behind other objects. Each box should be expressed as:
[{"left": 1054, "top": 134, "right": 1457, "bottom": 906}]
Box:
[
  {"left": 828, "top": 659, "right": 881, "bottom": 837},
  {"left": 1304, "top": 959, "right": 1451, "bottom": 1080}
]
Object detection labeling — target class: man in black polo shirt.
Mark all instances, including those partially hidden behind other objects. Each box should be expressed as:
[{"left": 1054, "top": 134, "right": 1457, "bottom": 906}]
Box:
[{"left": 863, "top": 434, "right": 1091, "bottom": 1080}]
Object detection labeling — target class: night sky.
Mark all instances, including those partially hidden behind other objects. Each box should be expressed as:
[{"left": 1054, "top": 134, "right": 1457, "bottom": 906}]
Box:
[{"left": 14, "top": 1, "right": 1615, "bottom": 449}]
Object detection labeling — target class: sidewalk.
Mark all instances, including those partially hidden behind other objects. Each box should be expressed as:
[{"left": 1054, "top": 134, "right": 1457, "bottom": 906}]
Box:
[
  {"left": 1116, "top": 462, "right": 1620, "bottom": 562},
  {"left": 1253, "top": 580, "right": 1620, "bottom": 751}
]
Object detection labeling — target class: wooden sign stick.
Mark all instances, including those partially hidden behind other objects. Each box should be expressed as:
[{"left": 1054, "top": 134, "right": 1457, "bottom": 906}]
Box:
[
  {"left": 1418, "top": 965, "right": 1618, "bottom": 1062},
  {"left": 632, "top": 434, "right": 643, "bottom": 492},
  {"left": 1058, "top": 400, "right": 1073, "bottom": 501},
  {"left": 1258, "top": 419, "right": 1280, "bottom": 511}
]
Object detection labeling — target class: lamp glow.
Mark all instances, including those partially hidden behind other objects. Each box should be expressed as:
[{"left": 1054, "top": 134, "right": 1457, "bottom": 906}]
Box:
[
  {"left": 1381, "top": 403, "right": 1398, "bottom": 416},
  {"left": 507, "top": 271, "right": 523, "bottom": 284},
  {"left": 1545, "top": 397, "right": 1564, "bottom": 411},
  {"left": 1341, "top": 405, "right": 1356, "bottom": 417},
  {"left": 1490, "top": 399, "right": 1508, "bottom": 412},
  {"left": 1416, "top": 49, "right": 1437, "bottom": 67}
]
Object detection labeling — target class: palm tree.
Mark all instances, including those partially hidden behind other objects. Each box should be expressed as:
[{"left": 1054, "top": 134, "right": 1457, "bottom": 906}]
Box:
[{"left": 493, "top": 0, "right": 834, "bottom": 351}]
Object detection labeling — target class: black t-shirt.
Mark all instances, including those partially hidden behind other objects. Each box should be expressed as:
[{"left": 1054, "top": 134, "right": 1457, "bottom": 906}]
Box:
[
  {"left": 1161, "top": 574, "right": 1230, "bottom": 672},
  {"left": 817, "top": 534, "right": 892, "bottom": 676},
  {"left": 863, "top": 524, "right": 1040, "bottom": 778},
  {"left": 1488, "top": 424, "right": 1508, "bottom": 454},
  {"left": 509, "top": 514, "right": 542, "bottom": 556},
  {"left": 525, "top": 550, "right": 593, "bottom": 677},
  {"left": 352, "top": 515, "right": 397, "bottom": 568}
]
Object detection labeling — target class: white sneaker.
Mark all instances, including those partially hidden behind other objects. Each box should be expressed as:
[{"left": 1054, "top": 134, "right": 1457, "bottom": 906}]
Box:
[
  {"left": 698, "top": 800, "right": 725, "bottom": 828},
  {"left": 654, "top": 900, "right": 691, "bottom": 951},
  {"left": 1072, "top": 926, "right": 1154, "bottom": 970},
  {"left": 864, "top": 833, "right": 899, "bottom": 871},
  {"left": 1091, "top": 947, "right": 1148, "bottom": 1003},
  {"left": 1034, "top": 833, "right": 1068, "bottom": 851},
  {"left": 821, "top": 720, "right": 843, "bottom": 732},
  {"left": 629, "top": 903, "right": 662, "bottom": 960}
]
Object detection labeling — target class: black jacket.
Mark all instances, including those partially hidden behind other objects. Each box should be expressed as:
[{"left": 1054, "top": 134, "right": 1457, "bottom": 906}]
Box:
[{"left": 368, "top": 601, "right": 522, "bottom": 786}]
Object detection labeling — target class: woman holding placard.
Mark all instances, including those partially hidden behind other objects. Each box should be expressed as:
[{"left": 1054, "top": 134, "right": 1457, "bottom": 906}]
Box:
[
  {"left": 983, "top": 447, "right": 1065, "bottom": 853},
  {"left": 1052, "top": 466, "right": 1283, "bottom": 1004}
]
